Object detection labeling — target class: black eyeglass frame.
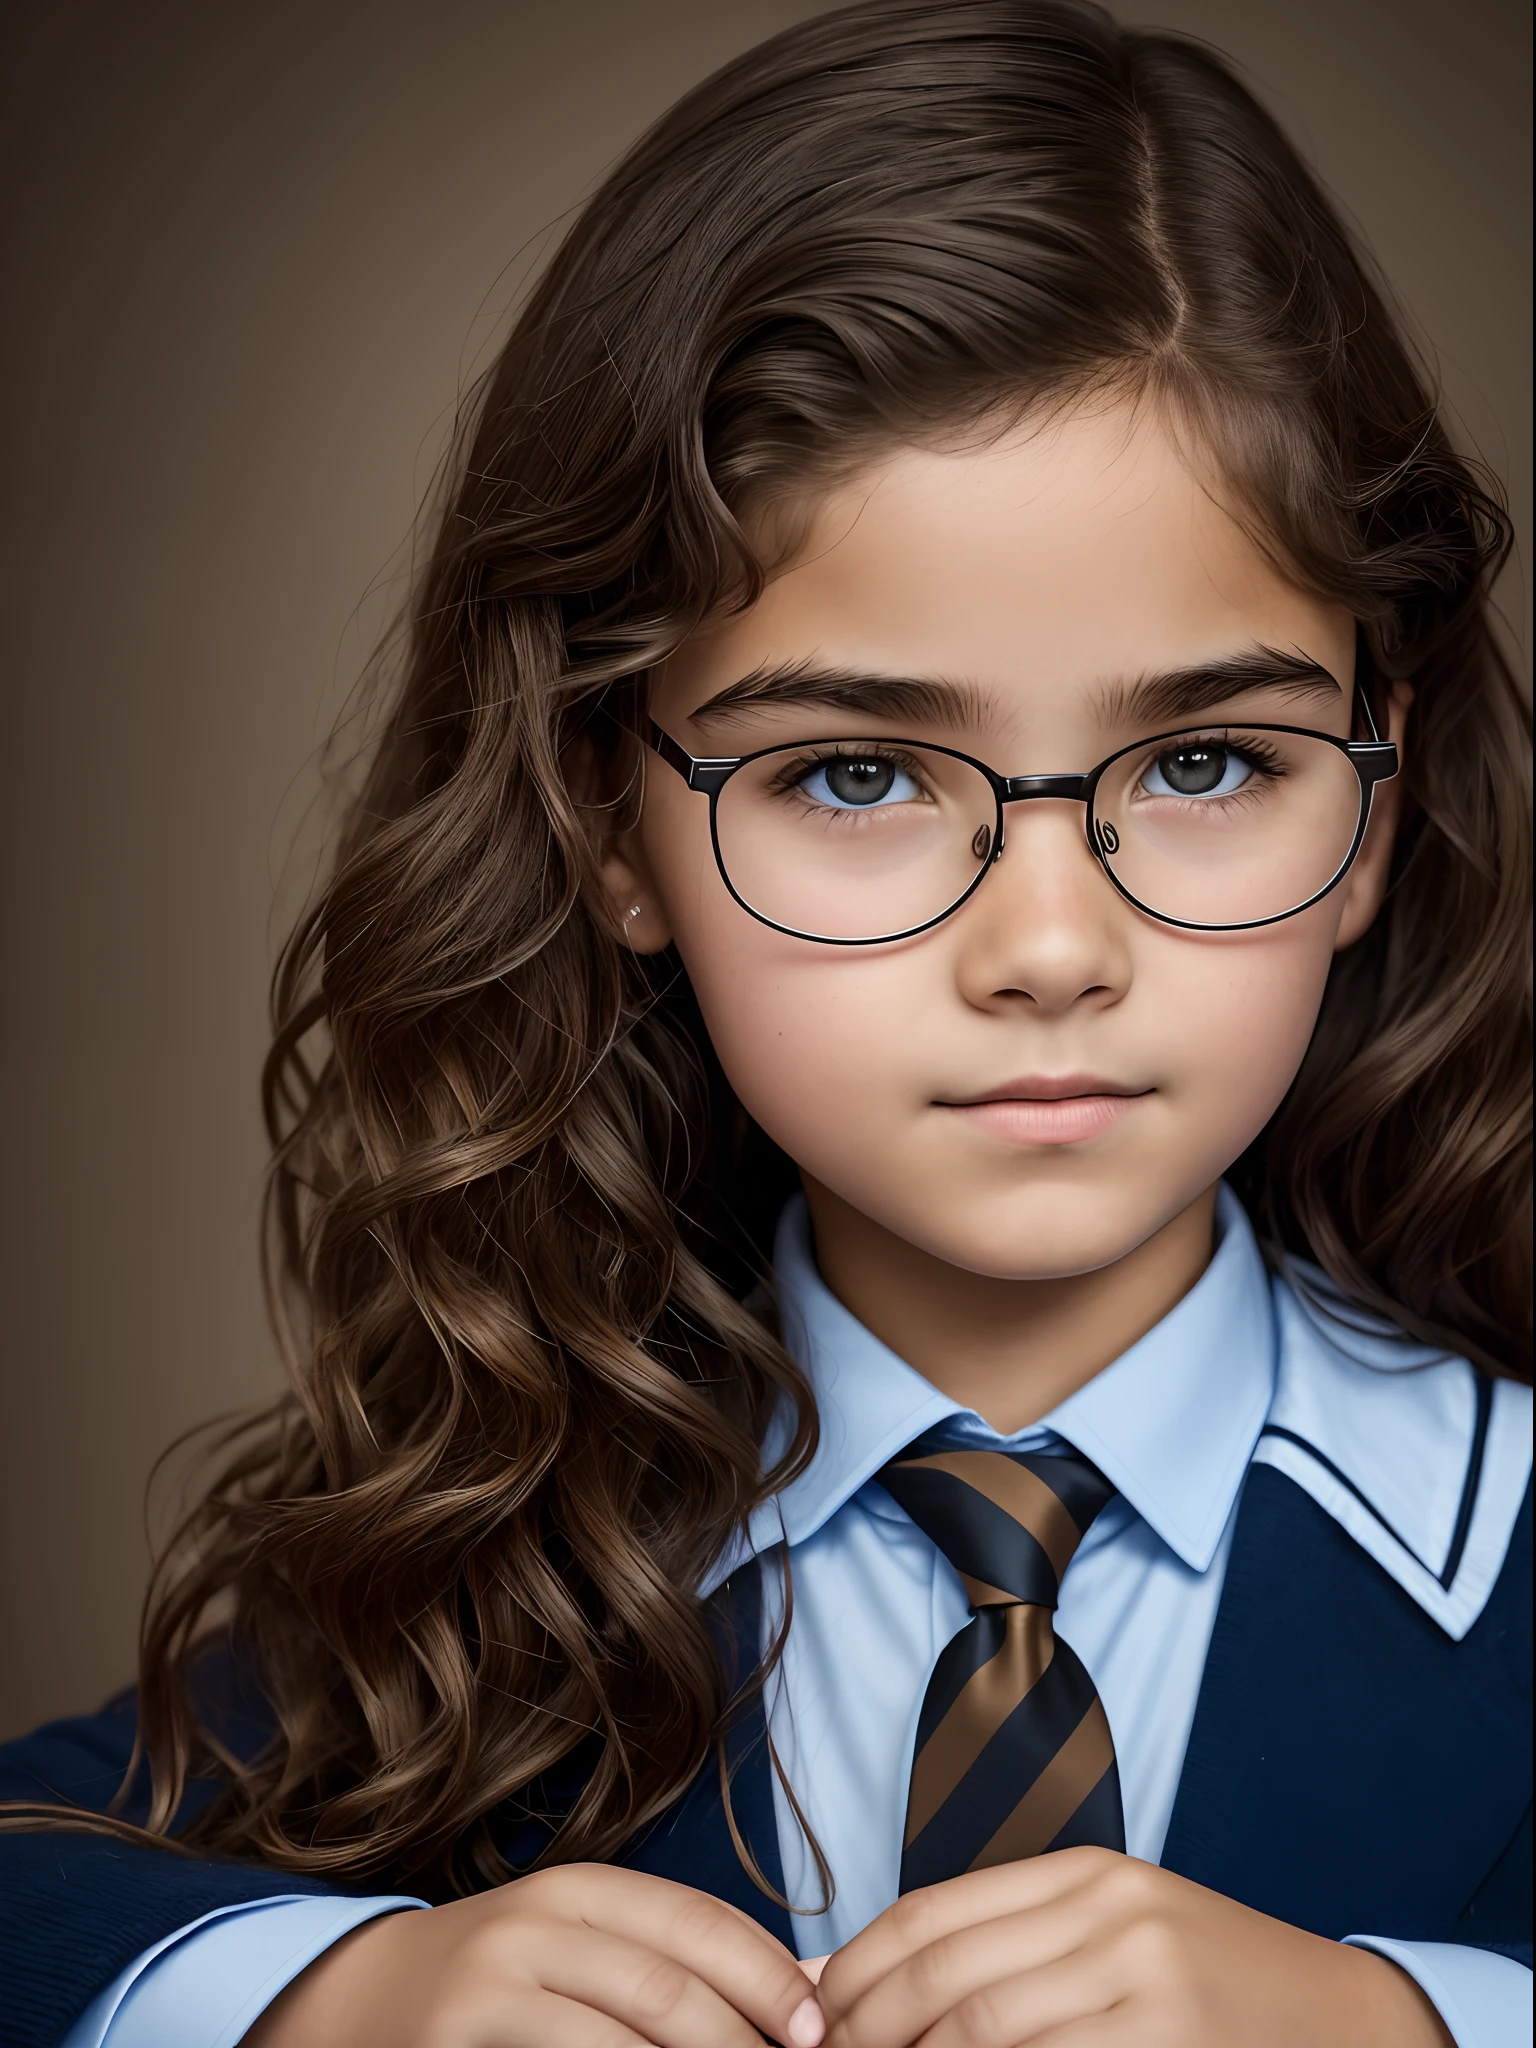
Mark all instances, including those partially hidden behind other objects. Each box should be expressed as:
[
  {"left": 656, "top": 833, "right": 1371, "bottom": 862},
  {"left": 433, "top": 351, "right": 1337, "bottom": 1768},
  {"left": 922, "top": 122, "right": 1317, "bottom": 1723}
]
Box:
[{"left": 645, "top": 694, "right": 1398, "bottom": 944}]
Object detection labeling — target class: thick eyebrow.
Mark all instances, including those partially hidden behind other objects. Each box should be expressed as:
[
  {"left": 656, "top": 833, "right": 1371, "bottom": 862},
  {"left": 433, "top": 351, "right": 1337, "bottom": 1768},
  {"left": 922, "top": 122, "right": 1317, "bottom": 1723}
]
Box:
[
  {"left": 689, "top": 660, "right": 987, "bottom": 731},
  {"left": 1094, "top": 647, "right": 1343, "bottom": 728},
  {"left": 687, "top": 645, "right": 1342, "bottom": 736}
]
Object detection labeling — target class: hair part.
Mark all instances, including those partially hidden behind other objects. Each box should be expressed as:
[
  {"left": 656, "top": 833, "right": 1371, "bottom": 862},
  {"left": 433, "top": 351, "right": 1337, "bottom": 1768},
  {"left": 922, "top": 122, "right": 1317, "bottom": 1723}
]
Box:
[{"left": 12, "top": 0, "right": 1525, "bottom": 1900}]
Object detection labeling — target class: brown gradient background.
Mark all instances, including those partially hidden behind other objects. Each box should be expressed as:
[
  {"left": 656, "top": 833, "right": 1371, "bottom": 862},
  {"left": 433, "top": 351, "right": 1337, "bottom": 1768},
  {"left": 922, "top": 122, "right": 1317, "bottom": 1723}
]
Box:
[{"left": 0, "top": 0, "right": 1529, "bottom": 1740}]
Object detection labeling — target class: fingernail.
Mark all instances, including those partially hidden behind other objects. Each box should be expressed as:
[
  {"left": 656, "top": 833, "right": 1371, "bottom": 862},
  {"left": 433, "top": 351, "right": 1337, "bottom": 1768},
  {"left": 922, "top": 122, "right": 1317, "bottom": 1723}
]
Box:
[{"left": 787, "top": 1994, "right": 826, "bottom": 2047}]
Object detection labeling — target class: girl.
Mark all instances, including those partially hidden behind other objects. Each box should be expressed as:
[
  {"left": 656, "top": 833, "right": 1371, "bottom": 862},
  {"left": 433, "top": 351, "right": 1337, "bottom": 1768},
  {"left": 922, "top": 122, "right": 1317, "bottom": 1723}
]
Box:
[{"left": 3, "top": 3, "right": 1529, "bottom": 2044}]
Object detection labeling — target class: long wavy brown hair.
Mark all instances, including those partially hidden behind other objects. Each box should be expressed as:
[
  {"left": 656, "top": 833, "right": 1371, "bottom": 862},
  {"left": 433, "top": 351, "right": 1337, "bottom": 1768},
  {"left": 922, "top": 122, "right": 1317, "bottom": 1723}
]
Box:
[{"left": 11, "top": 0, "right": 1530, "bottom": 1899}]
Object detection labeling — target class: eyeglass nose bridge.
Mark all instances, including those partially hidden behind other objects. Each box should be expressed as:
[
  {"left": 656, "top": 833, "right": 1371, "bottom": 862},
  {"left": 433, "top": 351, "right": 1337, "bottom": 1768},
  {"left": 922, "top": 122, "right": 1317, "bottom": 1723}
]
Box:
[
  {"left": 999, "top": 773, "right": 1092, "bottom": 803},
  {"left": 990, "top": 772, "right": 1100, "bottom": 862}
]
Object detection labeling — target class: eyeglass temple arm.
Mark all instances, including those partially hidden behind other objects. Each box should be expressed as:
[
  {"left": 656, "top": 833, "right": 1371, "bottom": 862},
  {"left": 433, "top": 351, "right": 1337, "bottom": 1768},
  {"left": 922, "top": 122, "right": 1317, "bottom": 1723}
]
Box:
[
  {"left": 647, "top": 720, "right": 740, "bottom": 794},
  {"left": 1348, "top": 682, "right": 1398, "bottom": 786}
]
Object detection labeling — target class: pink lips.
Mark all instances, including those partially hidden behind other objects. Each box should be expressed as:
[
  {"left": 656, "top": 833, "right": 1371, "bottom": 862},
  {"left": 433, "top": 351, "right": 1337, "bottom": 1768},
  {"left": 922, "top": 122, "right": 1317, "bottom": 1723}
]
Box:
[{"left": 938, "top": 1075, "right": 1149, "bottom": 1146}]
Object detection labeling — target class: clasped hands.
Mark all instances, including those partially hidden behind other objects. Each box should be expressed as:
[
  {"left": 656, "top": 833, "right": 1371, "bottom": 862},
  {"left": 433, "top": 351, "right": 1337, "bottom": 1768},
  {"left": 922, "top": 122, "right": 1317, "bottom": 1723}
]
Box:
[
  {"left": 245, "top": 1846, "right": 1453, "bottom": 2047},
  {"left": 805, "top": 1850, "right": 1452, "bottom": 2047}
]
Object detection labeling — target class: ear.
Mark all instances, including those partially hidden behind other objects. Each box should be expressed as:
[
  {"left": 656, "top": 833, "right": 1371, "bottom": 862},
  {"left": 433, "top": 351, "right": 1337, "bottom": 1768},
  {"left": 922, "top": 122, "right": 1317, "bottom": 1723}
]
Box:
[
  {"left": 599, "top": 825, "right": 675, "bottom": 955},
  {"left": 565, "top": 725, "right": 676, "bottom": 956},
  {"left": 1331, "top": 681, "right": 1413, "bottom": 951}
]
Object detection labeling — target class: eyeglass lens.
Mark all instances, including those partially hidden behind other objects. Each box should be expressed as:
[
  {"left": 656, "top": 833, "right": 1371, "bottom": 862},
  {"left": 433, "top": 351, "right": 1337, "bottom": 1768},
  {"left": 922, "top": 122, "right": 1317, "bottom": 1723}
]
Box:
[{"left": 712, "top": 730, "right": 1367, "bottom": 940}]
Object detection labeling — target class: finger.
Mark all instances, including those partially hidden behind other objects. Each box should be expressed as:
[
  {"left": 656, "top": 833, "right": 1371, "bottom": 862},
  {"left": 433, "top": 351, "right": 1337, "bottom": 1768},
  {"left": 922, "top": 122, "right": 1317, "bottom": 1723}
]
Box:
[
  {"left": 914, "top": 1945, "right": 1126, "bottom": 2048},
  {"left": 533, "top": 1922, "right": 807, "bottom": 2048},
  {"left": 533, "top": 1867, "right": 823, "bottom": 2046},
  {"left": 1006, "top": 2015, "right": 1141, "bottom": 2048},
  {"left": 825, "top": 1893, "right": 1105, "bottom": 2048},
  {"left": 454, "top": 1984, "right": 667, "bottom": 2048},
  {"left": 819, "top": 1851, "right": 1119, "bottom": 2022}
]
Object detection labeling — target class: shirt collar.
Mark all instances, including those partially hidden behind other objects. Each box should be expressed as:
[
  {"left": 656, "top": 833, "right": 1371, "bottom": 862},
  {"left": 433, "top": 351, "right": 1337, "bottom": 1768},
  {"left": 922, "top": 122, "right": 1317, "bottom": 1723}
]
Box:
[{"left": 748, "top": 1183, "right": 1275, "bottom": 1574}]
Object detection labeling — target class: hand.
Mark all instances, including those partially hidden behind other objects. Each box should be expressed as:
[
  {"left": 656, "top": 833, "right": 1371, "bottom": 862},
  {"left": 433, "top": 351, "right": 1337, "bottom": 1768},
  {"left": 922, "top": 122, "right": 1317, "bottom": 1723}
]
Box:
[
  {"left": 242, "top": 1863, "right": 826, "bottom": 2048},
  {"left": 815, "top": 1850, "right": 1453, "bottom": 2047}
]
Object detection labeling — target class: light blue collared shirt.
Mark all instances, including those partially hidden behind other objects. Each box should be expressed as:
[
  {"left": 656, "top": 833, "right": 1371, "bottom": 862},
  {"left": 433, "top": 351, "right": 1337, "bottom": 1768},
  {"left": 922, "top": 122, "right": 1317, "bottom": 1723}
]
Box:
[
  {"left": 68, "top": 1189, "right": 1531, "bottom": 2047},
  {"left": 749, "top": 1183, "right": 1272, "bottom": 1947}
]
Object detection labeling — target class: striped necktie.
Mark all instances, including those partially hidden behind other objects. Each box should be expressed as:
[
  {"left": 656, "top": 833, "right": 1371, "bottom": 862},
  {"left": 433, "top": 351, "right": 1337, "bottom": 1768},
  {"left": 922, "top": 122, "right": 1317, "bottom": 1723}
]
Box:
[{"left": 877, "top": 1442, "right": 1124, "bottom": 1892}]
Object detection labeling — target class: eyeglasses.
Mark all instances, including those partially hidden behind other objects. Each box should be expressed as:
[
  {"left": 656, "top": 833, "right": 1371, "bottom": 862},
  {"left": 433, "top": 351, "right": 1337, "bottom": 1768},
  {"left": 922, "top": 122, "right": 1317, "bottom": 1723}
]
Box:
[{"left": 646, "top": 697, "right": 1398, "bottom": 943}]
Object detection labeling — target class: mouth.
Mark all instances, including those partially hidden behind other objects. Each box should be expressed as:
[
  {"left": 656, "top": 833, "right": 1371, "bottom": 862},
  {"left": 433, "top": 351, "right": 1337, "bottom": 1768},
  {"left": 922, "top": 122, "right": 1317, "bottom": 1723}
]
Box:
[{"left": 935, "top": 1075, "right": 1152, "bottom": 1146}]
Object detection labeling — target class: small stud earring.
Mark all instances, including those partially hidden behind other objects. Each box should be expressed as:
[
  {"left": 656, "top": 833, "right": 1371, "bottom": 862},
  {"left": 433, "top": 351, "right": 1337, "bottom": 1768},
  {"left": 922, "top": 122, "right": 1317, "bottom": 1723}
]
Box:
[{"left": 626, "top": 903, "right": 642, "bottom": 921}]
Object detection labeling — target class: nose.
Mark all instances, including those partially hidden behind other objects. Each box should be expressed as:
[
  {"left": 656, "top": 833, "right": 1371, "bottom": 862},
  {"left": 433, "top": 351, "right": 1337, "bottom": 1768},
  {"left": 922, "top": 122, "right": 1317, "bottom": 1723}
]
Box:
[{"left": 951, "top": 800, "right": 1132, "bottom": 1015}]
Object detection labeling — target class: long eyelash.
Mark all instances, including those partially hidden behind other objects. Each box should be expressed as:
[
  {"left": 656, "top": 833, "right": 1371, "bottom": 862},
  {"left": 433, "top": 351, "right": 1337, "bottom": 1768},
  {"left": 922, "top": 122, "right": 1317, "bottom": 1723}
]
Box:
[
  {"left": 764, "top": 742, "right": 927, "bottom": 797},
  {"left": 1154, "top": 731, "right": 1289, "bottom": 781},
  {"left": 1220, "top": 734, "right": 1286, "bottom": 777}
]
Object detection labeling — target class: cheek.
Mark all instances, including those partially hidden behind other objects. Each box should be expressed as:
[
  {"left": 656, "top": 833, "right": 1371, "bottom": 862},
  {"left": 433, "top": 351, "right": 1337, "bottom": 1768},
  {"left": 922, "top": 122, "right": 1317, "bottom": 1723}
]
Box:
[
  {"left": 641, "top": 776, "right": 886, "bottom": 1148},
  {"left": 1161, "top": 910, "right": 1339, "bottom": 1141},
  {"left": 680, "top": 928, "right": 899, "bottom": 1163}
]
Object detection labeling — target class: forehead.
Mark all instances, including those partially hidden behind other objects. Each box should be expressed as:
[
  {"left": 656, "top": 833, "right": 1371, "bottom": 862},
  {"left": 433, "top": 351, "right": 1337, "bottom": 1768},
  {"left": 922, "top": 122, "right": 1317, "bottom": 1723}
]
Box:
[{"left": 656, "top": 402, "right": 1354, "bottom": 732}]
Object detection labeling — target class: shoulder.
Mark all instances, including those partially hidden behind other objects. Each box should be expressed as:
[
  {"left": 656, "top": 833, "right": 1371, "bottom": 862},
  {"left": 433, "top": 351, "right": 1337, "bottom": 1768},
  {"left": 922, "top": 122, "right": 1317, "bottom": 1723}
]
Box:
[
  {"left": 0, "top": 1636, "right": 276, "bottom": 1825},
  {"left": 1254, "top": 1264, "right": 1531, "bottom": 1642}
]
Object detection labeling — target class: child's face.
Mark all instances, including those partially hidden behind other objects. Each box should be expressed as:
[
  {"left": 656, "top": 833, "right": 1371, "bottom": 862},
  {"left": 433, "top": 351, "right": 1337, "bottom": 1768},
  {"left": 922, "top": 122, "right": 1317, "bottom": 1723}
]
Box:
[{"left": 619, "top": 401, "right": 1401, "bottom": 1283}]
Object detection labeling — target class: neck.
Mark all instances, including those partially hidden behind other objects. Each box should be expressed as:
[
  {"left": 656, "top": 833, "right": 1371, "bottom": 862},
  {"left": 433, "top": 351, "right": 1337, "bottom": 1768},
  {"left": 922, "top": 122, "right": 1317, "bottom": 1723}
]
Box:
[{"left": 799, "top": 1179, "right": 1219, "bottom": 1433}]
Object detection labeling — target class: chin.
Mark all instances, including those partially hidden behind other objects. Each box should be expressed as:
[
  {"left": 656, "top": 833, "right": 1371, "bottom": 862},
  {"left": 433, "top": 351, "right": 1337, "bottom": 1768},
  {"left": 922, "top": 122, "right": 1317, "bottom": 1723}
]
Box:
[{"left": 904, "top": 1190, "right": 1167, "bottom": 1282}]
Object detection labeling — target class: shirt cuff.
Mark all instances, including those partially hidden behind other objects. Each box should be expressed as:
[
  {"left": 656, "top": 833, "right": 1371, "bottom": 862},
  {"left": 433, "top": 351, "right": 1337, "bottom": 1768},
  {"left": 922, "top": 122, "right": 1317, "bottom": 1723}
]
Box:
[
  {"left": 1343, "top": 1936, "right": 1533, "bottom": 2048},
  {"left": 61, "top": 1892, "right": 428, "bottom": 2048}
]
